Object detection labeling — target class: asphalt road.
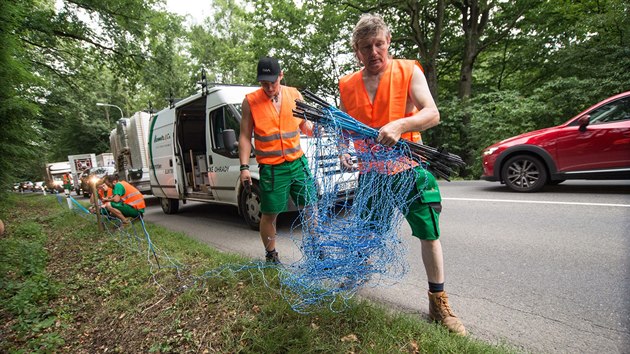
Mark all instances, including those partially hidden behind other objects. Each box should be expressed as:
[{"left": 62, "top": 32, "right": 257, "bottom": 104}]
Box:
[{"left": 141, "top": 180, "right": 630, "bottom": 353}]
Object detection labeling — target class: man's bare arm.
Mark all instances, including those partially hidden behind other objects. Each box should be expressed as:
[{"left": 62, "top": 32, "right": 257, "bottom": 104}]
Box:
[
  {"left": 239, "top": 98, "right": 254, "bottom": 166},
  {"left": 377, "top": 65, "right": 440, "bottom": 146}
]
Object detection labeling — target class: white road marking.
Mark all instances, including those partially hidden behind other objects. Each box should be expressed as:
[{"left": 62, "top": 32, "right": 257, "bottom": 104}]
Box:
[{"left": 443, "top": 197, "right": 630, "bottom": 208}]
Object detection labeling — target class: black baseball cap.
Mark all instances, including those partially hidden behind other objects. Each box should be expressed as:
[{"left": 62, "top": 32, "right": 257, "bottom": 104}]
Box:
[{"left": 257, "top": 57, "right": 281, "bottom": 82}]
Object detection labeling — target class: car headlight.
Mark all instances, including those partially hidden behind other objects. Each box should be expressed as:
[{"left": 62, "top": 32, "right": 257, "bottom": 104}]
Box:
[{"left": 483, "top": 147, "right": 499, "bottom": 156}]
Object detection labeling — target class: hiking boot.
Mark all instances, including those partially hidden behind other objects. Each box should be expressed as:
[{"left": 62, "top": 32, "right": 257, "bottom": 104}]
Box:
[
  {"left": 265, "top": 250, "right": 280, "bottom": 264},
  {"left": 428, "top": 291, "right": 467, "bottom": 336}
]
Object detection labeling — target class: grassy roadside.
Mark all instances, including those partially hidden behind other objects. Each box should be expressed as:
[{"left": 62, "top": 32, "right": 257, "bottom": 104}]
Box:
[{"left": 0, "top": 193, "right": 518, "bottom": 353}]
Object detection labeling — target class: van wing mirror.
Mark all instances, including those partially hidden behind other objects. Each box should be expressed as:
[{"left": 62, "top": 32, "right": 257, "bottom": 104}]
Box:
[
  {"left": 578, "top": 114, "right": 590, "bottom": 132},
  {"left": 221, "top": 129, "right": 239, "bottom": 153}
]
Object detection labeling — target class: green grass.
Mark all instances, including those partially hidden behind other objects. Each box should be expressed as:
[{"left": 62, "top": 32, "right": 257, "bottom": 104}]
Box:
[{"left": 0, "top": 193, "right": 521, "bottom": 353}]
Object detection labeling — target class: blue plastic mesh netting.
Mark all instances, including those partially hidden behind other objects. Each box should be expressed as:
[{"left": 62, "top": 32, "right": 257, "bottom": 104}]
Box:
[{"left": 276, "top": 115, "right": 427, "bottom": 313}]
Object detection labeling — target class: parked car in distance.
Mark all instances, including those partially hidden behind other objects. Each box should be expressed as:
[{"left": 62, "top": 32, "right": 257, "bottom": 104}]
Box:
[
  {"left": 79, "top": 166, "right": 116, "bottom": 197},
  {"left": 19, "top": 181, "right": 34, "bottom": 192},
  {"left": 33, "top": 181, "right": 45, "bottom": 192},
  {"left": 481, "top": 91, "right": 630, "bottom": 192}
]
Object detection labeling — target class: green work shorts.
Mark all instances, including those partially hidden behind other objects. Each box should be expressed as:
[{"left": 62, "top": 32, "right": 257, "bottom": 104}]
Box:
[
  {"left": 361, "top": 166, "right": 441, "bottom": 240},
  {"left": 259, "top": 155, "right": 317, "bottom": 214},
  {"left": 111, "top": 201, "right": 144, "bottom": 218}
]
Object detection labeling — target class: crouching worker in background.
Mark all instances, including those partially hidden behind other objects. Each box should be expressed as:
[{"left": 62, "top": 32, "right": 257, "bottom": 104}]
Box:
[
  {"left": 89, "top": 179, "right": 113, "bottom": 215},
  {"left": 101, "top": 174, "right": 146, "bottom": 227}
]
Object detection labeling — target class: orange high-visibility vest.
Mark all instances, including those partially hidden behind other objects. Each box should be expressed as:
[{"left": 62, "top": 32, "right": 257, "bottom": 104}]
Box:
[
  {"left": 339, "top": 59, "right": 422, "bottom": 143},
  {"left": 246, "top": 86, "right": 304, "bottom": 165},
  {"left": 63, "top": 174, "right": 71, "bottom": 184},
  {"left": 339, "top": 59, "right": 423, "bottom": 174},
  {"left": 117, "top": 180, "right": 146, "bottom": 210},
  {"left": 98, "top": 188, "right": 112, "bottom": 201}
]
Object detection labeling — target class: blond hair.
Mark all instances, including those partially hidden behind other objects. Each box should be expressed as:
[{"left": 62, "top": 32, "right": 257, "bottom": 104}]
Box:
[{"left": 351, "top": 13, "right": 391, "bottom": 51}]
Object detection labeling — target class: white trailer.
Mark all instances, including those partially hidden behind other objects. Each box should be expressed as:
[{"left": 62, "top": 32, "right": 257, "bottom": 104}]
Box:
[
  {"left": 125, "top": 111, "right": 152, "bottom": 193},
  {"left": 148, "top": 85, "right": 357, "bottom": 230},
  {"left": 110, "top": 118, "right": 130, "bottom": 180},
  {"left": 108, "top": 113, "right": 151, "bottom": 194},
  {"left": 109, "top": 128, "right": 121, "bottom": 171},
  {"left": 67, "top": 153, "right": 96, "bottom": 195},
  {"left": 96, "top": 153, "right": 115, "bottom": 168}
]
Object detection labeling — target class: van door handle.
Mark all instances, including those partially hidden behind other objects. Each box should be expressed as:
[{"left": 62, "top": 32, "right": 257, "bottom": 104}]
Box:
[
  {"left": 169, "top": 159, "right": 173, "bottom": 167},
  {"left": 208, "top": 156, "right": 213, "bottom": 165}
]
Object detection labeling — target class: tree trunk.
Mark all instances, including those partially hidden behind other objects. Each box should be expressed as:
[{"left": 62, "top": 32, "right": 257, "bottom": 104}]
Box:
[
  {"left": 458, "top": 49, "right": 477, "bottom": 100},
  {"left": 452, "top": 0, "right": 489, "bottom": 100},
  {"left": 408, "top": 0, "right": 445, "bottom": 101},
  {"left": 424, "top": 59, "right": 439, "bottom": 101}
]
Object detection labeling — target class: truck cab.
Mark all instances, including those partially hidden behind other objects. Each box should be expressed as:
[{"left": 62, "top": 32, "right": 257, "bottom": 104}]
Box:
[{"left": 149, "top": 84, "right": 356, "bottom": 230}]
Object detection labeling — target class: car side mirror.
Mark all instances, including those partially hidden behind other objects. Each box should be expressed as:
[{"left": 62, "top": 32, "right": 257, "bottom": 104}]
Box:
[
  {"left": 578, "top": 114, "right": 590, "bottom": 132},
  {"left": 221, "top": 129, "right": 239, "bottom": 153}
]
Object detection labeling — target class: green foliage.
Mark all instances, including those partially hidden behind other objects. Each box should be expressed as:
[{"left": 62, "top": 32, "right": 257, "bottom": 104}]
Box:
[
  {"left": 0, "top": 219, "right": 62, "bottom": 352},
  {"left": 188, "top": 0, "right": 256, "bottom": 85},
  {"left": 2, "top": 0, "right": 628, "bottom": 188},
  {"left": 249, "top": 0, "right": 356, "bottom": 101},
  {"left": 471, "top": 92, "right": 538, "bottom": 176},
  {"left": 0, "top": 0, "right": 42, "bottom": 189}
]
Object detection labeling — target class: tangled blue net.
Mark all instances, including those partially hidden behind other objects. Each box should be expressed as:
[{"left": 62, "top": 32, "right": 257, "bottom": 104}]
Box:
[{"left": 274, "top": 114, "right": 430, "bottom": 313}]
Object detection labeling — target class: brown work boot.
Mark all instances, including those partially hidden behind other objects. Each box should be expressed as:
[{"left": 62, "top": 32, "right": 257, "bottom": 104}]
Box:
[
  {"left": 428, "top": 291, "right": 467, "bottom": 336},
  {"left": 118, "top": 219, "right": 131, "bottom": 230},
  {"left": 265, "top": 250, "right": 280, "bottom": 264}
]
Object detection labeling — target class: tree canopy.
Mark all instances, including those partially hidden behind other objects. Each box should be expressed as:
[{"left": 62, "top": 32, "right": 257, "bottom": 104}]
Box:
[{"left": 1, "top": 0, "right": 628, "bottom": 191}]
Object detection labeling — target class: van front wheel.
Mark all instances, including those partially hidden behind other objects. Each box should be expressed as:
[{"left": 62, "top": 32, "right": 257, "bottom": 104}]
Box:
[
  {"left": 239, "top": 182, "right": 261, "bottom": 231},
  {"left": 160, "top": 197, "right": 179, "bottom": 214}
]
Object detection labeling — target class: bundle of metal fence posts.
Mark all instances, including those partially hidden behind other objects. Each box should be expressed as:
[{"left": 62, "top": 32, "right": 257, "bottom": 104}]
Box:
[{"left": 293, "top": 89, "right": 466, "bottom": 181}]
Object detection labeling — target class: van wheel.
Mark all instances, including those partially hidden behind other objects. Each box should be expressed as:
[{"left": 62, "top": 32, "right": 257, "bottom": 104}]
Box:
[
  {"left": 160, "top": 197, "right": 179, "bottom": 214},
  {"left": 239, "top": 182, "right": 261, "bottom": 231}
]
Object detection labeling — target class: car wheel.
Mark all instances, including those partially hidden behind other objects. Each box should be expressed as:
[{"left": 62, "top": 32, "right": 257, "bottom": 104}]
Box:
[
  {"left": 159, "top": 197, "right": 179, "bottom": 214},
  {"left": 239, "top": 181, "right": 261, "bottom": 231},
  {"left": 501, "top": 154, "right": 548, "bottom": 192}
]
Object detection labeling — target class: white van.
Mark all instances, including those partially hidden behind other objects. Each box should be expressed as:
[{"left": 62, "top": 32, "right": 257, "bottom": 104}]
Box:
[{"left": 148, "top": 84, "right": 356, "bottom": 230}]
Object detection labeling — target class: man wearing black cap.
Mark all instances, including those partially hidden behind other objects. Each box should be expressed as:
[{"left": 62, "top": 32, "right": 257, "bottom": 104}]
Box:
[{"left": 239, "top": 57, "right": 317, "bottom": 263}]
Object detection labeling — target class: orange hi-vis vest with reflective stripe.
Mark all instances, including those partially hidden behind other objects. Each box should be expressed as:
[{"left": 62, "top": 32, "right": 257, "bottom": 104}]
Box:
[
  {"left": 118, "top": 180, "right": 146, "bottom": 210},
  {"left": 246, "top": 86, "right": 304, "bottom": 165},
  {"left": 339, "top": 59, "right": 423, "bottom": 174}
]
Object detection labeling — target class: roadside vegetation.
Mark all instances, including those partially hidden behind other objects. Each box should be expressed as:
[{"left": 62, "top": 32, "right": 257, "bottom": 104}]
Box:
[{"left": 0, "top": 193, "right": 519, "bottom": 353}]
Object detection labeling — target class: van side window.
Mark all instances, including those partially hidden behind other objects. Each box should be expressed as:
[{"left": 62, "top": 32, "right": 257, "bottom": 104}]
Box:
[{"left": 210, "top": 105, "right": 241, "bottom": 157}]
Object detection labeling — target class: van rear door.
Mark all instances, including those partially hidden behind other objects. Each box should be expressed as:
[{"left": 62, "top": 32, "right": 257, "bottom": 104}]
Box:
[{"left": 148, "top": 110, "right": 179, "bottom": 199}]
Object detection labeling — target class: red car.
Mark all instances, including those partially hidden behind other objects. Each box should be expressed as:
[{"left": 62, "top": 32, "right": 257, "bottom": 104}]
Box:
[{"left": 481, "top": 91, "right": 630, "bottom": 192}]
